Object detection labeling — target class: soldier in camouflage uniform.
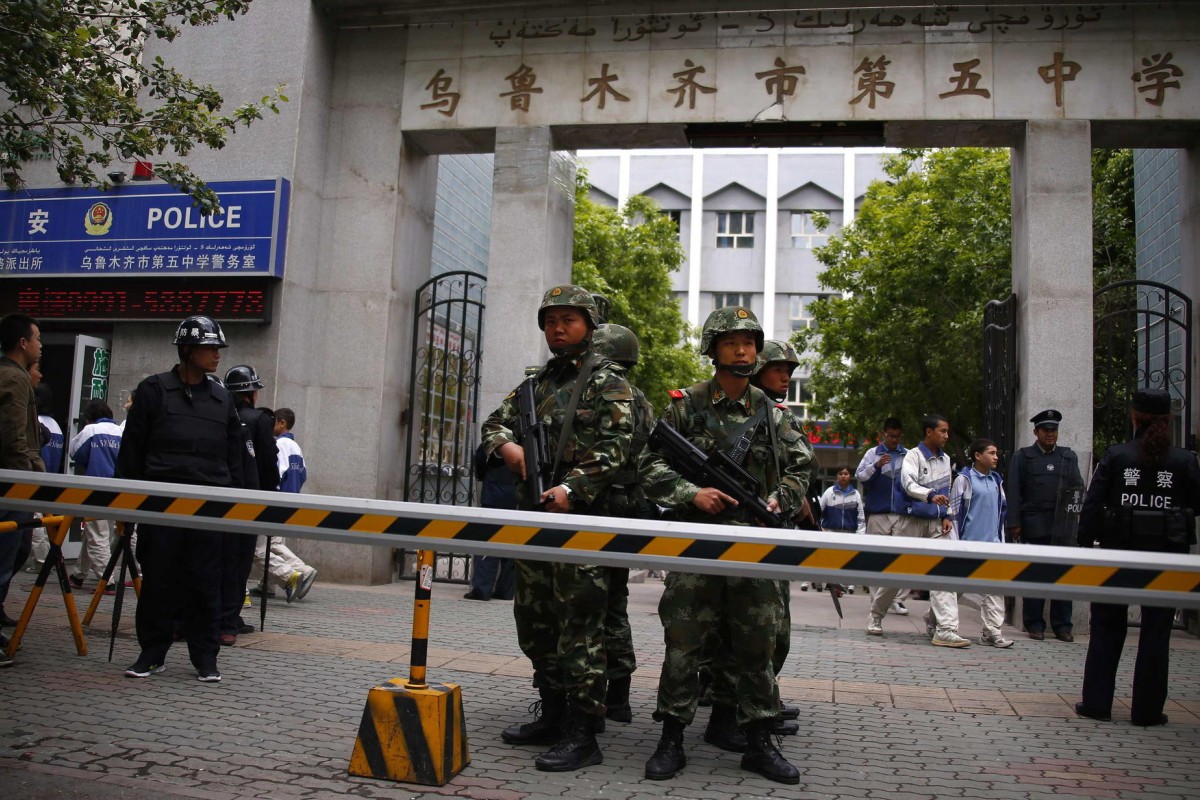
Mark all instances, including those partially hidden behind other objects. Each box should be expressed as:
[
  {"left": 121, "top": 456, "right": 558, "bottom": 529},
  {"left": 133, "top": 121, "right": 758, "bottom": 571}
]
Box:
[
  {"left": 640, "top": 307, "right": 811, "bottom": 785},
  {"left": 481, "top": 286, "right": 635, "bottom": 773},
  {"left": 589, "top": 323, "right": 656, "bottom": 724},
  {"left": 751, "top": 340, "right": 817, "bottom": 723}
]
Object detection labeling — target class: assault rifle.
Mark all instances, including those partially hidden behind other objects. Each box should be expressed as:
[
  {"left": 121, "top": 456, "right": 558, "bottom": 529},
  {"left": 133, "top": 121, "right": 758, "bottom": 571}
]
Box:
[
  {"left": 513, "top": 376, "right": 552, "bottom": 507},
  {"left": 648, "top": 419, "right": 785, "bottom": 529}
]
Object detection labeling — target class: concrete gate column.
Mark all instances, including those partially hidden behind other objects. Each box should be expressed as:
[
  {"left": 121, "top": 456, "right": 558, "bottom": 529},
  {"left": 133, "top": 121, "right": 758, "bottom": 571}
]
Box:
[
  {"left": 1011, "top": 120, "right": 1094, "bottom": 465},
  {"left": 1180, "top": 146, "right": 1200, "bottom": 451},
  {"left": 478, "top": 127, "right": 577, "bottom": 420},
  {"left": 1010, "top": 119, "right": 1093, "bottom": 633}
]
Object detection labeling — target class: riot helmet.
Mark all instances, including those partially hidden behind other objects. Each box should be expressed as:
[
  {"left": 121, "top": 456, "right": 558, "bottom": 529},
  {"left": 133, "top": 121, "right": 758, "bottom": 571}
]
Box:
[
  {"left": 591, "top": 324, "right": 640, "bottom": 368},
  {"left": 224, "top": 364, "right": 264, "bottom": 393},
  {"left": 173, "top": 315, "right": 227, "bottom": 348},
  {"left": 700, "top": 306, "right": 764, "bottom": 378}
]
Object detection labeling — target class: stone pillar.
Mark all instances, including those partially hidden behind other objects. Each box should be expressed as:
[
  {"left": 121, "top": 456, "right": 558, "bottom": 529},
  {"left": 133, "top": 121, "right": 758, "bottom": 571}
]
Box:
[
  {"left": 1010, "top": 120, "right": 1093, "bottom": 633},
  {"left": 1011, "top": 120, "right": 1094, "bottom": 465},
  {"left": 285, "top": 28, "right": 437, "bottom": 584},
  {"left": 477, "top": 127, "right": 576, "bottom": 420},
  {"left": 1180, "top": 147, "right": 1200, "bottom": 452}
]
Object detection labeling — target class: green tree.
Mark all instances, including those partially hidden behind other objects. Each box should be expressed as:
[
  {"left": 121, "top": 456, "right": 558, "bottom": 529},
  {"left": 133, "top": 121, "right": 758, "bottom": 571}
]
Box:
[
  {"left": 1, "top": 0, "right": 284, "bottom": 214},
  {"left": 797, "top": 147, "right": 1137, "bottom": 455},
  {"left": 794, "top": 148, "right": 1014, "bottom": 449},
  {"left": 572, "top": 174, "right": 706, "bottom": 412}
]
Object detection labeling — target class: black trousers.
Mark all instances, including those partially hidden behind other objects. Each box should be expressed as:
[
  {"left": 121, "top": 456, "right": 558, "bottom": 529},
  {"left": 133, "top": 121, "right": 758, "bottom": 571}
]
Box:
[
  {"left": 219, "top": 531, "right": 257, "bottom": 634},
  {"left": 1081, "top": 602, "right": 1175, "bottom": 722},
  {"left": 135, "top": 524, "right": 223, "bottom": 669}
]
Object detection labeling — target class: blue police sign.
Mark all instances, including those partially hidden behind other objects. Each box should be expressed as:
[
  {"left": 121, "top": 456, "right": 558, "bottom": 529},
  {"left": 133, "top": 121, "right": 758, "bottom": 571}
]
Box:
[{"left": 0, "top": 179, "right": 289, "bottom": 278}]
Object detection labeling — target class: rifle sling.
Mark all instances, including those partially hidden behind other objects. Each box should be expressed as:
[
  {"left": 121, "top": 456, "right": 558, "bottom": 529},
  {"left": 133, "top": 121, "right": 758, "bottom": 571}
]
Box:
[{"left": 550, "top": 352, "right": 602, "bottom": 484}]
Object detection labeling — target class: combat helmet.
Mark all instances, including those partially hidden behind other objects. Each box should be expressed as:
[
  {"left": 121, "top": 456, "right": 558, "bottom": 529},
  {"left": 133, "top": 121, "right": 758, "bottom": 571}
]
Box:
[
  {"left": 172, "top": 315, "right": 227, "bottom": 348},
  {"left": 224, "top": 364, "right": 265, "bottom": 393},
  {"left": 537, "top": 285, "right": 603, "bottom": 330},
  {"left": 755, "top": 339, "right": 801, "bottom": 376},
  {"left": 592, "top": 324, "right": 640, "bottom": 367}
]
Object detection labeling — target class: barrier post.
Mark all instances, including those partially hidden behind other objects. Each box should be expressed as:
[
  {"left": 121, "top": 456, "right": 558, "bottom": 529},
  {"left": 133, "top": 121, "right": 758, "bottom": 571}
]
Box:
[{"left": 348, "top": 550, "right": 470, "bottom": 785}]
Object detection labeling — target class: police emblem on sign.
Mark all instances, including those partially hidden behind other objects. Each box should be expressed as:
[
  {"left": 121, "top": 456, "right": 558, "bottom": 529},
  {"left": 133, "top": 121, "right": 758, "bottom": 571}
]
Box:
[{"left": 84, "top": 202, "right": 113, "bottom": 236}]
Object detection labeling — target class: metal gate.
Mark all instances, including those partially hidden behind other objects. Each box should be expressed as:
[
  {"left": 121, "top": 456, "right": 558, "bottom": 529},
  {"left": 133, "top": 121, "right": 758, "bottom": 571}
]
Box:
[
  {"left": 1093, "top": 280, "right": 1192, "bottom": 457},
  {"left": 398, "top": 270, "right": 487, "bottom": 582},
  {"left": 982, "top": 294, "right": 1018, "bottom": 474}
]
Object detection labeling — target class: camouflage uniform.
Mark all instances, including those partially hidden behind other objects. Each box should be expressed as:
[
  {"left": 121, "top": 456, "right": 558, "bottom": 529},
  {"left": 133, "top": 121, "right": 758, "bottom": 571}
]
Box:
[
  {"left": 640, "top": 376, "right": 812, "bottom": 727},
  {"left": 481, "top": 291, "right": 635, "bottom": 720},
  {"left": 589, "top": 324, "right": 657, "bottom": 700}
]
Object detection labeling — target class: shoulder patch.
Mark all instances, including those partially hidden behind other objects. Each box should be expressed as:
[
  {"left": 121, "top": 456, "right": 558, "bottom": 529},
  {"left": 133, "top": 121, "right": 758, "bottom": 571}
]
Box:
[{"left": 669, "top": 389, "right": 685, "bottom": 399}]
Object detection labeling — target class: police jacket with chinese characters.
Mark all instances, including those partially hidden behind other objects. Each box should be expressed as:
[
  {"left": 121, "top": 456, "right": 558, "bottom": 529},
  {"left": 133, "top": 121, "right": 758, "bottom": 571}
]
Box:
[
  {"left": 638, "top": 378, "right": 811, "bottom": 524},
  {"left": 482, "top": 351, "right": 635, "bottom": 511},
  {"left": 1079, "top": 432, "right": 1200, "bottom": 553},
  {"left": 1007, "top": 444, "right": 1083, "bottom": 528},
  {"left": 116, "top": 367, "right": 244, "bottom": 488}
]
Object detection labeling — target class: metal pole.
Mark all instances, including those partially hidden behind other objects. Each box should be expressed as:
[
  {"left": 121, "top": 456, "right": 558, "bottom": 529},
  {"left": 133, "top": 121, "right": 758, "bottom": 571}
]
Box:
[{"left": 407, "top": 549, "right": 435, "bottom": 689}]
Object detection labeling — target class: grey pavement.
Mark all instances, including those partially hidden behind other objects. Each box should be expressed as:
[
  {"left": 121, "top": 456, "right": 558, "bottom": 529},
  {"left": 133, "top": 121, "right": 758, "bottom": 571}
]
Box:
[{"left": 2, "top": 569, "right": 1199, "bottom": 800}]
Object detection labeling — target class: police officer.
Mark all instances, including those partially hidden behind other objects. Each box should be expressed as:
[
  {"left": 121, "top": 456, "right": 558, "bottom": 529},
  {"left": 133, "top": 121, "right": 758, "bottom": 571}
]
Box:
[
  {"left": 481, "top": 286, "right": 635, "bottom": 773},
  {"left": 1076, "top": 388, "right": 1200, "bottom": 726},
  {"left": 1006, "top": 409, "right": 1084, "bottom": 641},
  {"left": 640, "top": 308, "right": 810, "bottom": 785},
  {"left": 219, "top": 365, "right": 279, "bottom": 645},
  {"left": 589, "top": 323, "right": 656, "bottom": 725},
  {"left": 116, "top": 316, "right": 244, "bottom": 683}
]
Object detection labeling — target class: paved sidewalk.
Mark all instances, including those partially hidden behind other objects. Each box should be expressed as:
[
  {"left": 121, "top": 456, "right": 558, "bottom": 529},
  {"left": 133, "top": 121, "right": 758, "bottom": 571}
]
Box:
[{"left": 2, "top": 571, "right": 1199, "bottom": 799}]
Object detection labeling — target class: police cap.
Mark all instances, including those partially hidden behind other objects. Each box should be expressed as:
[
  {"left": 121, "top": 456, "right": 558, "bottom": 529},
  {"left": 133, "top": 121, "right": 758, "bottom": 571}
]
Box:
[
  {"left": 1132, "top": 388, "right": 1171, "bottom": 415},
  {"left": 1030, "top": 409, "right": 1062, "bottom": 429}
]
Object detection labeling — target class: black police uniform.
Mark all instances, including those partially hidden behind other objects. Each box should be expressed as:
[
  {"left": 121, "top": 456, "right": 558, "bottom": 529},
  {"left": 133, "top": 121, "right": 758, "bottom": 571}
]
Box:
[
  {"left": 219, "top": 401, "right": 278, "bottom": 638},
  {"left": 1077, "top": 422, "right": 1200, "bottom": 724},
  {"left": 1007, "top": 411, "right": 1084, "bottom": 636},
  {"left": 116, "top": 367, "right": 244, "bottom": 673}
]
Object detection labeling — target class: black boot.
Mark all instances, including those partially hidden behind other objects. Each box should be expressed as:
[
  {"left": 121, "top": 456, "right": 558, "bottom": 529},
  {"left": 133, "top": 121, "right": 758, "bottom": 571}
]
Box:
[
  {"left": 605, "top": 676, "right": 632, "bottom": 723},
  {"left": 534, "top": 706, "right": 603, "bottom": 772},
  {"left": 773, "top": 718, "right": 799, "bottom": 735},
  {"left": 703, "top": 703, "right": 747, "bottom": 753},
  {"left": 780, "top": 704, "right": 800, "bottom": 720},
  {"left": 501, "top": 685, "right": 564, "bottom": 746},
  {"left": 644, "top": 716, "right": 687, "bottom": 780},
  {"left": 740, "top": 720, "right": 799, "bottom": 785}
]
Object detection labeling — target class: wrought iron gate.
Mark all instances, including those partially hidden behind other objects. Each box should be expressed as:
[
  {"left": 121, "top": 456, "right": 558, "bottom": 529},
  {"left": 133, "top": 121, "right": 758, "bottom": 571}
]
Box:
[
  {"left": 982, "top": 294, "right": 1018, "bottom": 474},
  {"left": 398, "top": 270, "right": 487, "bottom": 583},
  {"left": 1093, "top": 280, "right": 1192, "bottom": 457}
]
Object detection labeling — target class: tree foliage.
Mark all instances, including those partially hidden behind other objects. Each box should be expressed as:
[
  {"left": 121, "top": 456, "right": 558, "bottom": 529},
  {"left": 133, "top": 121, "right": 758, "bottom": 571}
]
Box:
[
  {"left": 797, "top": 146, "right": 1137, "bottom": 456},
  {"left": 571, "top": 174, "right": 706, "bottom": 413},
  {"left": 794, "top": 148, "right": 1014, "bottom": 450},
  {"left": 0, "top": 0, "right": 284, "bottom": 214}
]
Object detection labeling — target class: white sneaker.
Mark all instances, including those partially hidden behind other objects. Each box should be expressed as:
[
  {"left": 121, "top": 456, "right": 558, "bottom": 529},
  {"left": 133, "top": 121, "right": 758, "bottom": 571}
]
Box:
[
  {"left": 889, "top": 600, "right": 909, "bottom": 616},
  {"left": 923, "top": 611, "right": 937, "bottom": 638},
  {"left": 799, "top": 581, "right": 811, "bottom": 591},
  {"left": 866, "top": 615, "right": 883, "bottom": 635},
  {"left": 932, "top": 631, "right": 972, "bottom": 648},
  {"left": 980, "top": 633, "right": 1015, "bottom": 648}
]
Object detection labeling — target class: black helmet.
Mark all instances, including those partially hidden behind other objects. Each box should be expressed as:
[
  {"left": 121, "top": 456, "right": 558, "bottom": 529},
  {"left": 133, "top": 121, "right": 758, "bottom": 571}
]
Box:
[
  {"left": 224, "top": 364, "right": 264, "bottom": 392},
  {"left": 172, "top": 316, "right": 227, "bottom": 348}
]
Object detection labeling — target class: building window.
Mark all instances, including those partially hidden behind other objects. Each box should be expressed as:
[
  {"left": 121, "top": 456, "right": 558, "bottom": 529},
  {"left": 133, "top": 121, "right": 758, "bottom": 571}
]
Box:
[
  {"left": 714, "top": 293, "right": 752, "bottom": 311},
  {"left": 790, "top": 211, "right": 829, "bottom": 249},
  {"left": 788, "top": 378, "right": 815, "bottom": 420},
  {"left": 716, "top": 211, "right": 754, "bottom": 248},
  {"left": 663, "top": 209, "right": 683, "bottom": 240},
  {"left": 788, "top": 294, "right": 828, "bottom": 331}
]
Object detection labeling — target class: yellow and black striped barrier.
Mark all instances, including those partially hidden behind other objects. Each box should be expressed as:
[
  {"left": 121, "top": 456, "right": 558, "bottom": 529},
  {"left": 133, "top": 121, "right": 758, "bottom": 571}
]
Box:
[{"left": 2, "top": 468, "right": 1199, "bottom": 608}]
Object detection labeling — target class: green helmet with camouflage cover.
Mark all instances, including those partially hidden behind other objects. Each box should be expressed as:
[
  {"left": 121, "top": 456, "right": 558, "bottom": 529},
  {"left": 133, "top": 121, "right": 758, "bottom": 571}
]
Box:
[
  {"left": 537, "top": 284, "right": 602, "bottom": 330},
  {"left": 591, "top": 323, "right": 639, "bottom": 367},
  {"left": 755, "top": 339, "right": 801, "bottom": 376},
  {"left": 701, "top": 306, "right": 764, "bottom": 378}
]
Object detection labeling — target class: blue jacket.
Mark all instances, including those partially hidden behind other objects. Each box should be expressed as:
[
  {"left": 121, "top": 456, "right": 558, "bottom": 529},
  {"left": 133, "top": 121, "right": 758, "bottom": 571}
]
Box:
[
  {"left": 275, "top": 433, "right": 307, "bottom": 493},
  {"left": 39, "top": 415, "right": 64, "bottom": 474},
  {"left": 950, "top": 467, "right": 1007, "bottom": 543},
  {"left": 855, "top": 443, "right": 909, "bottom": 515},
  {"left": 69, "top": 418, "right": 122, "bottom": 478}
]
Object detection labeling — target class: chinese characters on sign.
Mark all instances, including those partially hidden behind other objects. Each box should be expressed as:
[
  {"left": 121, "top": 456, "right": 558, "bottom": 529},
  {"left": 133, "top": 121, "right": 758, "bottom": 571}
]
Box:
[{"left": 419, "top": 45, "right": 1177, "bottom": 120}]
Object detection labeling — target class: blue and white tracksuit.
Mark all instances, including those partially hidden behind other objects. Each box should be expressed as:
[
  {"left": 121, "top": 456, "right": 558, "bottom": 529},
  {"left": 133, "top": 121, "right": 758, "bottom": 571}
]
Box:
[
  {"left": 255, "top": 433, "right": 312, "bottom": 587},
  {"left": 69, "top": 419, "right": 123, "bottom": 580},
  {"left": 818, "top": 484, "right": 866, "bottom": 534},
  {"left": 951, "top": 467, "right": 1008, "bottom": 639}
]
